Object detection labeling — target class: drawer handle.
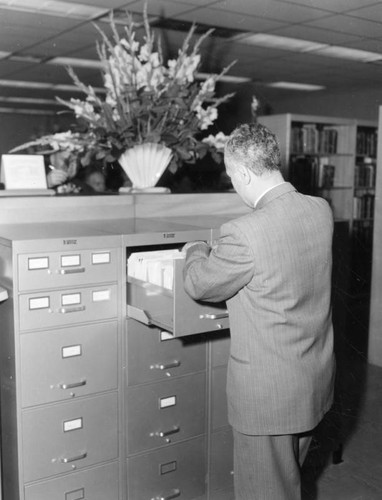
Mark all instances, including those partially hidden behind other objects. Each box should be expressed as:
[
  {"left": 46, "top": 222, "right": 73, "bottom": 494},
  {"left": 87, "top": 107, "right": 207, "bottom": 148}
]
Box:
[
  {"left": 59, "top": 306, "right": 86, "bottom": 314},
  {"left": 156, "top": 489, "right": 181, "bottom": 500},
  {"left": 199, "top": 311, "right": 228, "bottom": 320},
  {"left": 151, "top": 361, "right": 180, "bottom": 371},
  {"left": 59, "top": 380, "right": 87, "bottom": 390},
  {"left": 155, "top": 426, "right": 180, "bottom": 438},
  {"left": 60, "top": 451, "right": 87, "bottom": 464},
  {"left": 59, "top": 267, "right": 86, "bottom": 275}
]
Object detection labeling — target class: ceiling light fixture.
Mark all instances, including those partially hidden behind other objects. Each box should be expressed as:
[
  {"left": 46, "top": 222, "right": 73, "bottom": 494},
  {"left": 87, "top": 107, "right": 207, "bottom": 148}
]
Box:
[
  {"left": 196, "top": 72, "right": 251, "bottom": 84},
  {"left": 0, "top": 0, "right": 108, "bottom": 20},
  {"left": 0, "top": 96, "right": 59, "bottom": 105},
  {"left": 0, "top": 79, "right": 106, "bottom": 93},
  {"left": 266, "top": 81, "right": 325, "bottom": 91},
  {"left": 314, "top": 46, "right": 382, "bottom": 62},
  {"left": 234, "top": 33, "right": 328, "bottom": 53},
  {"left": 47, "top": 57, "right": 104, "bottom": 69},
  {"left": 0, "top": 107, "right": 56, "bottom": 115}
]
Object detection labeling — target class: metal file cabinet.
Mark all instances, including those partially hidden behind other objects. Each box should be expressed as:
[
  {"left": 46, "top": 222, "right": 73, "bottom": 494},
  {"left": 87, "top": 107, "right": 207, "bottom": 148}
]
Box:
[
  {"left": 0, "top": 229, "right": 122, "bottom": 500},
  {"left": 0, "top": 218, "right": 234, "bottom": 500}
]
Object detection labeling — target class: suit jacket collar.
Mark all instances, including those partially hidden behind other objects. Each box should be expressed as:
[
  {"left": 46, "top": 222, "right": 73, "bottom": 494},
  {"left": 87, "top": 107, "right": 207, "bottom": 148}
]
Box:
[{"left": 255, "top": 182, "right": 296, "bottom": 210}]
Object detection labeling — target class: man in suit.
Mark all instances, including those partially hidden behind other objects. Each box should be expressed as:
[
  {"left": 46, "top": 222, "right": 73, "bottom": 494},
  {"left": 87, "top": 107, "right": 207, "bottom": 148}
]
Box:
[{"left": 183, "top": 123, "right": 335, "bottom": 499}]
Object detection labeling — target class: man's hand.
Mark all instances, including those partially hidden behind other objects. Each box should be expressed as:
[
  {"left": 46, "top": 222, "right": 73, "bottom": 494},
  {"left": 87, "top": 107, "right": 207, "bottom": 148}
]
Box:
[{"left": 182, "top": 241, "right": 209, "bottom": 254}]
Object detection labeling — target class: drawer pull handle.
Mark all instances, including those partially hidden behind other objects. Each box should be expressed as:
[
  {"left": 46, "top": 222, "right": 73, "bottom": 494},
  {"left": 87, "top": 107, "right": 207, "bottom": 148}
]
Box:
[
  {"left": 59, "top": 267, "right": 85, "bottom": 275},
  {"left": 59, "top": 306, "right": 86, "bottom": 314},
  {"left": 157, "top": 489, "right": 181, "bottom": 500},
  {"left": 59, "top": 380, "right": 87, "bottom": 390},
  {"left": 199, "top": 311, "right": 228, "bottom": 320},
  {"left": 60, "top": 452, "right": 87, "bottom": 464},
  {"left": 151, "top": 361, "right": 180, "bottom": 370},
  {"left": 156, "top": 426, "right": 180, "bottom": 438}
]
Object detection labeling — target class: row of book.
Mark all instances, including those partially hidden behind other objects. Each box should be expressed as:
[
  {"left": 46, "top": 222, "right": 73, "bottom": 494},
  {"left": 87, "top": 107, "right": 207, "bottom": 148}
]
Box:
[
  {"left": 356, "top": 129, "right": 377, "bottom": 157},
  {"left": 353, "top": 193, "right": 375, "bottom": 220},
  {"left": 291, "top": 124, "right": 338, "bottom": 154},
  {"left": 354, "top": 161, "right": 376, "bottom": 188},
  {"left": 289, "top": 155, "right": 335, "bottom": 194}
]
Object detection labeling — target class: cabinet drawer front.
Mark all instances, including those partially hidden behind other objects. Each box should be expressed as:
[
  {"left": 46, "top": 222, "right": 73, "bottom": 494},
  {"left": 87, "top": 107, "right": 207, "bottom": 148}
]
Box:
[
  {"left": 210, "top": 331, "right": 231, "bottom": 367},
  {"left": 18, "top": 249, "right": 118, "bottom": 291},
  {"left": 19, "top": 284, "right": 118, "bottom": 331},
  {"left": 127, "top": 372, "right": 206, "bottom": 454},
  {"left": 210, "top": 428, "right": 234, "bottom": 493},
  {"left": 127, "top": 437, "right": 206, "bottom": 500},
  {"left": 24, "top": 461, "right": 119, "bottom": 500},
  {"left": 21, "top": 322, "right": 118, "bottom": 407},
  {"left": 22, "top": 392, "right": 118, "bottom": 483},
  {"left": 127, "top": 259, "right": 229, "bottom": 337},
  {"left": 211, "top": 365, "right": 229, "bottom": 430},
  {"left": 127, "top": 320, "right": 207, "bottom": 386}
]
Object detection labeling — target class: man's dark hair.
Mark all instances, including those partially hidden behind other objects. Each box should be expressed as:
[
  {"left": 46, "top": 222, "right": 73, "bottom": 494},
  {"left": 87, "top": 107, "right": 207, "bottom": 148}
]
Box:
[{"left": 224, "top": 123, "right": 281, "bottom": 175}]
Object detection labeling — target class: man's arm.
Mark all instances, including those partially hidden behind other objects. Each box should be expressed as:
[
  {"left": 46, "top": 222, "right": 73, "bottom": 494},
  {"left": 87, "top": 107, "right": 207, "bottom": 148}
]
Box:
[{"left": 183, "top": 222, "right": 254, "bottom": 303}]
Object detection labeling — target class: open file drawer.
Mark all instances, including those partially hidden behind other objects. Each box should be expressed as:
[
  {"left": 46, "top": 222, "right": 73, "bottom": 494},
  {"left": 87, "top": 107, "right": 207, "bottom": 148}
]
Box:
[{"left": 127, "top": 255, "right": 229, "bottom": 337}]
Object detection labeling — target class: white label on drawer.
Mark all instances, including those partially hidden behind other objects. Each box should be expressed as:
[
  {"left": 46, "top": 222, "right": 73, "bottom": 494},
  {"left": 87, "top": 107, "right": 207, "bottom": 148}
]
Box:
[
  {"left": 92, "top": 289, "right": 110, "bottom": 302},
  {"left": 62, "top": 293, "right": 81, "bottom": 306},
  {"left": 92, "top": 252, "right": 110, "bottom": 264},
  {"left": 61, "top": 254, "right": 81, "bottom": 267},
  {"left": 63, "top": 417, "right": 83, "bottom": 432},
  {"left": 160, "top": 395, "right": 176, "bottom": 409},
  {"left": 160, "top": 461, "right": 177, "bottom": 475},
  {"left": 160, "top": 331, "right": 174, "bottom": 342},
  {"left": 65, "top": 488, "right": 85, "bottom": 500},
  {"left": 29, "top": 296, "right": 49, "bottom": 310},
  {"left": 28, "top": 257, "right": 49, "bottom": 270},
  {"left": 62, "top": 344, "right": 82, "bottom": 358}
]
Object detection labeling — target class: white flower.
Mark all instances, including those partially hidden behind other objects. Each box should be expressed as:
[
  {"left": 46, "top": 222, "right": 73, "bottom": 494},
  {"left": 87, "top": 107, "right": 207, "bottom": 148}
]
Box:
[
  {"left": 202, "top": 131, "right": 229, "bottom": 151},
  {"left": 195, "top": 105, "right": 218, "bottom": 130}
]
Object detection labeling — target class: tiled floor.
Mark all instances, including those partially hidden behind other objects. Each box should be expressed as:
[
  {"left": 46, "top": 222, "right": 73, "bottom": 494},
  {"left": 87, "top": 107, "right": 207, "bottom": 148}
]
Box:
[{"left": 302, "top": 293, "right": 382, "bottom": 499}]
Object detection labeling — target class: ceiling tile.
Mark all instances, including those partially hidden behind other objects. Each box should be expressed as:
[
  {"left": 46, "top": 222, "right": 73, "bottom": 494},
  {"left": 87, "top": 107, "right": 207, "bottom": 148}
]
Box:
[
  {"left": 306, "top": 14, "right": 382, "bottom": 38},
  {"left": 276, "top": 0, "right": 382, "bottom": 14},
  {"left": 212, "top": 0, "right": 332, "bottom": 23},
  {"left": 268, "top": 24, "right": 363, "bottom": 46}
]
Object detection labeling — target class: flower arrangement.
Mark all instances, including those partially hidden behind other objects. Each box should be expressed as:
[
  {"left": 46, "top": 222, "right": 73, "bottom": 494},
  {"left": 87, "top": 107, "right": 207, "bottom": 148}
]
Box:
[{"left": 12, "top": 5, "right": 235, "bottom": 185}]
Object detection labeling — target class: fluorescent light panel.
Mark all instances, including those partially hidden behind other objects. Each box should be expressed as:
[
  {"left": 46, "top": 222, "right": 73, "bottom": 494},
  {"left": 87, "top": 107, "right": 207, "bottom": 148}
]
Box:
[
  {"left": 47, "top": 57, "right": 104, "bottom": 69},
  {"left": 0, "top": 96, "right": 59, "bottom": 105},
  {"left": 0, "top": 78, "right": 106, "bottom": 93},
  {"left": 0, "top": 0, "right": 108, "bottom": 20},
  {"left": 196, "top": 72, "right": 251, "bottom": 84},
  {"left": 235, "top": 33, "right": 327, "bottom": 53},
  {"left": 266, "top": 81, "right": 325, "bottom": 91},
  {"left": 0, "top": 107, "right": 56, "bottom": 115},
  {"left": 235, "top": 32, "right": 382, "bottom": 63}
]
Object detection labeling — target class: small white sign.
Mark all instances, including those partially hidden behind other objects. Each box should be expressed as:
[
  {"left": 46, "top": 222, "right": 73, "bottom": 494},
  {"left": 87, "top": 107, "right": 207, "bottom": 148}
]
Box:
[
  {"left": 29, "top": 296, "right": 49, "bottom": 310},
  {"left": 28, "top": 257, "right": 49, "bottom": 270},
  {"left": 92, "top": 289, "right": 110, "bottom": 302},
  {"left": 92, "top": 252, "right": 111, "bottom": 264},
  {"left": 61, "top": 255, "right": 81, "bottom": 267},
  {"left": 1, "top": 154, "right": 47, "bottom": 189},
  {"left": 62, "top": 293, "right": 81, "bottom": 306},
  {"left": 63, "top": 417, "right": 83, "bottom": 432},
  {"left": 160, "top": 395, "right": 176, "bottom": 409},
  {"left": 62, "top": 345, "right": 82, "bottom": 358}
]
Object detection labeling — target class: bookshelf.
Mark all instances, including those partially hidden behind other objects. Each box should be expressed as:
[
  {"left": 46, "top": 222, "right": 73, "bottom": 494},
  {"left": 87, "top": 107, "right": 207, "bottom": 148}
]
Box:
[
  {"left": 258, "top": 113, "right": 377, "bottom": 228},
  {"left": 258, "top": 113, "right": 378, "bottom": 298}
]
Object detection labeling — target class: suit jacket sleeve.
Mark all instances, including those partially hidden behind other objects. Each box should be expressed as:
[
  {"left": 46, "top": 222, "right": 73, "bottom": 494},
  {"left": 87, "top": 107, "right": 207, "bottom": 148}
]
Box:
[{"left": 183, "top": 221, "right": 254, "bottom": 302}]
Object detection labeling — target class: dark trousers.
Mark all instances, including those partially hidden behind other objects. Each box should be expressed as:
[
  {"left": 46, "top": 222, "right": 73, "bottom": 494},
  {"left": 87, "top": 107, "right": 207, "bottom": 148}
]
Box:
[{"left": 233, "top": 429, "right": 312, "bottom": 500}]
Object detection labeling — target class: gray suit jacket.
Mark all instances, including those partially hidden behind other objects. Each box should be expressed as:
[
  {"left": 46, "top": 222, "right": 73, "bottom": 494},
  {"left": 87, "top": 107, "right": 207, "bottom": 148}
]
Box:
[{"left": 183, "top": 183, "right": 335, "bottom": 435}]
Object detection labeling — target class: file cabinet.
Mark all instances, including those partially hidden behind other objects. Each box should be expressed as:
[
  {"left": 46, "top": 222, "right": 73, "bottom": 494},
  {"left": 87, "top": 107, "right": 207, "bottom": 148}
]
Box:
[
  {"left": 0, "top": 216, "right": 234, "bottom": 500},
  {"left": 0, "top": 230, "right": 122, "bottom": 500}
]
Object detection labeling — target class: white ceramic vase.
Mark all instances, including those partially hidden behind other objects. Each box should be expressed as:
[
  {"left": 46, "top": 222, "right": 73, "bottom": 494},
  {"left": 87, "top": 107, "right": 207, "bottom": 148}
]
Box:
[{"left": 118, "top": 142, "right": 173, "bottom": 190}]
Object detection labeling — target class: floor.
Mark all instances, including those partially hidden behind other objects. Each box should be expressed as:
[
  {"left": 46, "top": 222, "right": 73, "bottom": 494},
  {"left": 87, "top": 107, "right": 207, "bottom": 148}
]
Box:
[{"left": 301, "top": 283, "right": 382, "bottom": 499}]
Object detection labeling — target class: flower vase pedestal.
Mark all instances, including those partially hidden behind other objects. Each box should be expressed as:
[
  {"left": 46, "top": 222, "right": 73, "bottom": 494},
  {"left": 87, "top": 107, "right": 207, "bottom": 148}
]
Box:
[{"left": 118, "top": 143, "right": 172, "bottom": 193}]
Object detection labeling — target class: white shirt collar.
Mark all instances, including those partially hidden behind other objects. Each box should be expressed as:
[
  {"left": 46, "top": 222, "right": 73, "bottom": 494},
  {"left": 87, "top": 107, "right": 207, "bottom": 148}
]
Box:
[{"left": 254, "top": 182, "right": 287, "bottom": 208}]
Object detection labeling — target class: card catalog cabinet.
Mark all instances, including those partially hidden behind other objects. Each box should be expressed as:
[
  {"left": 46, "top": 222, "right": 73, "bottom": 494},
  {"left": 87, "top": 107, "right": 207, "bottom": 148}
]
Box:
[
  {"left": 0, "top": 236, "right": 122, "bottom": 500},
  {"left": 0, "top": 220, "right": 234, "bottom": 500}
]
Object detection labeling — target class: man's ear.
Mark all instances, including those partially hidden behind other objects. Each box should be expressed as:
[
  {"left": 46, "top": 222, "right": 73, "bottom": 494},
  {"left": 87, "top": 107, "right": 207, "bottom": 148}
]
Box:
[{"left": 238, "top": 165, "right": 251, "bottom": 185}]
